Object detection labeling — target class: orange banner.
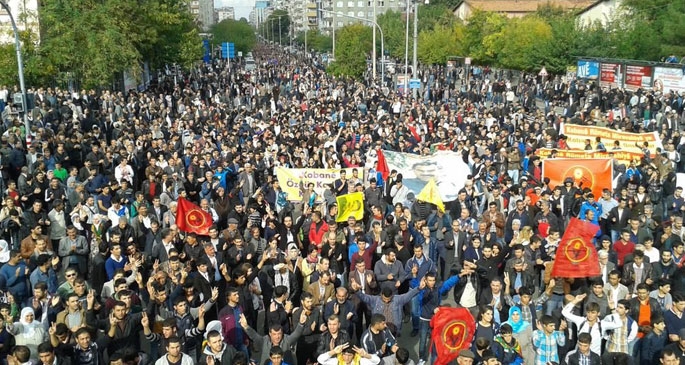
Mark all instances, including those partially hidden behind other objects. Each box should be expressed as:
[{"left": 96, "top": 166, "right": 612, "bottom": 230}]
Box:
[
  {"left": 542, "top": 158, "right": 613, "bottom": 198},
  {"left": 560, "top": 123, "right": 662, "bottom": 155},
  {"left": 535, "top": 148, "right": 643, "bottom": 166}
]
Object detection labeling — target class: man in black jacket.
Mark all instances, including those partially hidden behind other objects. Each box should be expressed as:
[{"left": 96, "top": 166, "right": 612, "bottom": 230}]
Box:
[{"left": 562, "top": 333, "right": 601, "bottom": 365}]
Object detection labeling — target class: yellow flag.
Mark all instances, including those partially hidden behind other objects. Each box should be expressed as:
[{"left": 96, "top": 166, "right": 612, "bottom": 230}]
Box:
[
  {"left": 416, "top": 178, "right": 445, "bottom": 213},
  {"left": 336, "top": 192, "right": 364, "bottom": 222}
]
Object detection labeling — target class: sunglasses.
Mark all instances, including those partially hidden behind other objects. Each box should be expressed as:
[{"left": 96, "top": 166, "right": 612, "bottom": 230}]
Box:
[{"left": 66, "top": 273, "right": 76, "bottom": 278}]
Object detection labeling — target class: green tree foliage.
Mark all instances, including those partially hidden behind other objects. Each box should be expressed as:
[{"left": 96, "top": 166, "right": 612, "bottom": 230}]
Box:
[
  {"left": 265, "top": 10, "right": 291, "bottom": 44},
  {"left": 461, "top": 10, "right": 507, "bottom": 64},
  {"left": 212, "top": 19, "right": 258, "bottom": 54},
  {"left": 7, "top": 0, "right": 205, "bottom": 88},
  {"left": 417, "top": 23, "right": 464, "bottom": 65},
  {"left": 377, "top": 10, "right": 410, "bottom": 59},
  {"left": 295, "top": 30, "right": 333, "bottom": 53},
  {"left": 328, "top": 24, "right": 372, "bottom": 78}
]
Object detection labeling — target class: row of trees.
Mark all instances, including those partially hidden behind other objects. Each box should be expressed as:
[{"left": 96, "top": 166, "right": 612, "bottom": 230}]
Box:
[
  {"left": 0, "top": 0, "right": 204, "bottom": 88},
  {"left": 320, "top": 1, "right": 685, "bottom": 78}
]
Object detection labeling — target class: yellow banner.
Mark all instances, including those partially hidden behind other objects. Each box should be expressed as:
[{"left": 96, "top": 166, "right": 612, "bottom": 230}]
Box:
[
  {"left": 336, "top": 192, "right": 364, "bottom": 222},
  {"left": 275, "top": 167, "right": 364, "bottom": 203},
  {"left": 560, "top": 123, "right": 663, "bottom": 155},
  {"left": 416, "top": 179, "right": 445, "bottom": 213},
  {"left": 536, "top": 148, "right": 644, "bottom": 166}
]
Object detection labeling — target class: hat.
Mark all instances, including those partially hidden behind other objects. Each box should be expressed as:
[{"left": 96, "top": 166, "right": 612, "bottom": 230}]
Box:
[
  {"left": 601, "top": 235, "right": 611, "bottom": 242},
  {"left": 458, "top": 350, "right": 475, "bottom": 359},
  {"left": 564, "top": 177, "right": 573, "bottom": 184},
  {"left": 287, "top": 243, "right": 298, "bottom": 251},
  {"left": 227, "top": 218, "right": 239, "bottom": 225}
]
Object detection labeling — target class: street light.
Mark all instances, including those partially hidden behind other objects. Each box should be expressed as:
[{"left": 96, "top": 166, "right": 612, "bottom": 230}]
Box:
[
  {"left": 0, "top": 0, "right": 30, "bottom": 147},
  {"left": 319, "top": 9, "right": 385, "bottom": 85},
  {"left": 412, "top": 0, "right": 429, "bottom": 98}
]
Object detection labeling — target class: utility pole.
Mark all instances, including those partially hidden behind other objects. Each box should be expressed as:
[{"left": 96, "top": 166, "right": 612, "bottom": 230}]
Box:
[
  {"left": 0, "top": 0, "right": 30, "bottom": 147},
  {"left": 279, "top": 16, "right": 282, "bottom": 45},
  {"left": 403, "top": 0, "right": 409, "bottom": 95},
  {"left": 412, "top": 0, "right": 418, "bottom": 98},
  {"left": 372, "top": 0, "right": 377, "bottom": 82}
]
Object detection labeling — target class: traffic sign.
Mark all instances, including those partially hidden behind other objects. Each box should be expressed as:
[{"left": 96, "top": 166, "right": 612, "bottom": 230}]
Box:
[
  {"left": 221, "top": 42, "right": 236, "bottom": 59},
  {"left": 409, "top": 78, "right": 421, "bottom": 89},
  {"left": 465, "top": 57, "right": 471, "bottom": 65}
]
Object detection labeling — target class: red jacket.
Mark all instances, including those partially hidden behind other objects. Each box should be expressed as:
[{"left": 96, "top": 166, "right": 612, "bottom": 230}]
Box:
[{"left": 308, "top": 220, "right": 329, "bottom": 249}]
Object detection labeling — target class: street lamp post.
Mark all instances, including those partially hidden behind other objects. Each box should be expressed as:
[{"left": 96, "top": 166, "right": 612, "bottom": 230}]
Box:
[
  {"left": 319, "top": 9, "right": 384, "bottom": 84},
  {"left": 278, "top": 15, "right": 282, "bottom": 45},
  {"left": 0, "top": 0, "right": 30, "bottom": 147},
  {"left": 412, "top": 1, "right": 418, "bottom": 98}
]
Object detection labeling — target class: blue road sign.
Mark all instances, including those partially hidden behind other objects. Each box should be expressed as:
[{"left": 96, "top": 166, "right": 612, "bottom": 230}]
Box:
[{"left": 409, "top": 78, "right": 421, "bottom": 89}]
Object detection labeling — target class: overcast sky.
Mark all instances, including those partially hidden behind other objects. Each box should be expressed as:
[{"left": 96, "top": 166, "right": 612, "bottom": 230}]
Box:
[{"left": 218, "top": 0, "right": 255, "bottom": 20}]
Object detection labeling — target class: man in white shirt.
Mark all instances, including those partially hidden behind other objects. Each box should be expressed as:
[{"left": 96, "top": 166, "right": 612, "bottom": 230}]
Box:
[
  {"left": 317, "top": 344, "right": 380, "bottom": 365},
  {"left": 562, "top": 294, "right": 603, "bottom": 355}
]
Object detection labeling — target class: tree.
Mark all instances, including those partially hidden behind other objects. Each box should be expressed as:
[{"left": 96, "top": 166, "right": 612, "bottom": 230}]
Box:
[
  {"left": 328, "top": 24, "right": 372, "bottom": 78},
  {"left": 461, "top": 10, "right": 507, "bottom": 64},
  {"left": 266, "top": 10, "right": 291, "bottom": 45},
  {"left": 377, "top": 10, "right": 410, "bottom": 59},
  {"left": 495, "top": 16, "right": 552, "bottom": 71},
  {"left": 211, "top": 19, "right": 258, "bottom": 54},
  {"left": 295, "top": 30, "right": 333, "bottom": 53},
  {"left": 417, "top": 23, "right": 464, "bottom": 65}
]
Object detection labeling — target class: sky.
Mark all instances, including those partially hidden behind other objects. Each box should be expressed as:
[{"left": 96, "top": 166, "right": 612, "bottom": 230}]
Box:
[{"left": 217, "top": 0, "right": 255, "bottom": 20}]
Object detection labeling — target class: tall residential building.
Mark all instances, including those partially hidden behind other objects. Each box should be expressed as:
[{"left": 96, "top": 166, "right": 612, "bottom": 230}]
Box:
[
  {"left": 324, "top": 0, "right": 406, "bottom": 31},
  {"left": 216, "top": 6, "right": 235, "bottom": 22},
  {"left": 250, "top": 1, "right": 272, "bottom": 28},
  {"left": 0, "top": 0, "right": 40, "bottom": 44},
  {"left": 192, "top": 0, "right": 216, "bottom": 31}
]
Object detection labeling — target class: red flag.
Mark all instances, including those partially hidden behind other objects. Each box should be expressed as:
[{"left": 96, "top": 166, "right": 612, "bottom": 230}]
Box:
[
  {"left": 376, "top": 149, "right": 390, "bottom": 181},
  {"left": 551, "top": 218, "right": 601, "bottom": 278},
  {"left": 430, "top": 307, "right": 476, "bottom": 365},
  {"left": 176, "top": 197, "right": 213, "bottom": 235},
  {"left": 408, "top": 124, "right": 421, "bottom": 142}
]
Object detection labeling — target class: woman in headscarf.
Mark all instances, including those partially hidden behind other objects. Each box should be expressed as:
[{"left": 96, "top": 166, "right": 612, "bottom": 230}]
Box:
[
  {"left": 504, "top": 306, "right": 534, "bottom": 364},
  {"left": 7, "top": 307, "right": 46, "bottom": 361}
]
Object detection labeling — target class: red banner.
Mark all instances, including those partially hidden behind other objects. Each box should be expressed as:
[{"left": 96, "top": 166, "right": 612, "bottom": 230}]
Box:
[
  {"left": 551, "top": 218, "right": 601, "bottom": 278},
  {"left": 430, "top": 307, "right": 476, "bottom": 365},
  {"left": 542, "top": 158, "right": 612, "bottom": 199},
  {"left": 176, "top": 197, "right": 213, "bottom": 235},
  {"left": 625, "top": 65, "right": 652, "bottom": 91}
]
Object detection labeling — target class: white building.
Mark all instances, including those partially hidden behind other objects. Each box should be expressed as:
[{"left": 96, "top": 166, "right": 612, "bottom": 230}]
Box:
[
  {"left": 216, "top": 6, "right": 235, "bottom": 22},
  {"left": 0, "top": 0, "right": 40, "bottom": 44},
  {"left": 196, "top": 0, "right": 216, "bottom": 31},
  {"left": 577, "top": 0, "right": 624, "bottom": 27}
]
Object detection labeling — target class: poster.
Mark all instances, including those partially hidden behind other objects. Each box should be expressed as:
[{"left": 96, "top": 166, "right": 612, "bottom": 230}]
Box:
[
  {"left": 577, "top": 60, "right": 599, "bottom": 80},
  {"left": 600, "top": 62, "right": 623, "bottom": 89},
  {"left": 275, "top": 167, "right": 364, "bottom": 202},
  {"left": 559, "top": 123, "right": 663, "bottom": 155},
  {"left": 381, "top": 150, "right": 470, "bottom": 202},
  {"left": 653, "top": 67, "right": 685, "bottom": 94},
  {"left": 624, "top": 65, "right": 652, "bottom": 91},
  {"left": 542, "top": 158, "right": 613, "bottom": 199}
]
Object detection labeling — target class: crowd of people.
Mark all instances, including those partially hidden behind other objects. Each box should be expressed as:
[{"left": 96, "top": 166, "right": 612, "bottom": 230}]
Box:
[{"left": 0, "top": 41, "right": 682, "bottom": 365}]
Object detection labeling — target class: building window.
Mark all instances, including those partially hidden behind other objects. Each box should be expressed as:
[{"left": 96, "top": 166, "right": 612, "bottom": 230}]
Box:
[
  {"left": 347, "top": 11, "right": 354, "bottom": 16},
  {"left": 336, "top": 1, "right": 343, "bottom": 7},
  {"left": 337, "top": 21, "right": 344, "bottom": 27},
  {"left": 379, "top": 0, "right": 384, "bottom": 6},
  {"left": 357, "top": 1, "right": 363, "bottom": 6},
  {"left": 357, "top": 11, "right": 364, "bottom": 16},
  {"left": 347, "top": 1, "right": 354, "bottom": 6}
]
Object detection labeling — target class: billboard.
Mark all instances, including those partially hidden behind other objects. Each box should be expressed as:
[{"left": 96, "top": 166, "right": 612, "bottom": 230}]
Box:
[
  {"left": 600, "top": 62, "right": 623, "bottom": 88},
  {"left": 577, "top": 60, "right": 599, "bottom": 80},
  {"left": 653, "top": 67, "right": 685, "bottom": 94},
  {"left": 624, "top": 65, "right": 652, "bottom": 91}
]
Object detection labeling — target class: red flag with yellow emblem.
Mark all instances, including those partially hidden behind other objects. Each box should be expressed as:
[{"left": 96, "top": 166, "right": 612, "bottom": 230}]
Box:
[
  {"left": 551, "top": 218, "right": 601, "bottom": 278},
  {"left": 430, "top": 307, "right": 476, "bottom": 365},
  {"left": 176, "top": 197, "right": 213, "bottom": 235}
]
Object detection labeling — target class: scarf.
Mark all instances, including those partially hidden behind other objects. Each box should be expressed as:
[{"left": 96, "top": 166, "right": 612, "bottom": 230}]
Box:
[
  {"left": 506, "top": 306, "right": 531, "bottom": 334},
  {"left": 19, "top": 307, "right": 40, "bottom": 338},
  {"left": 494, "top": 335, "right": 523, "bottom": 364}
]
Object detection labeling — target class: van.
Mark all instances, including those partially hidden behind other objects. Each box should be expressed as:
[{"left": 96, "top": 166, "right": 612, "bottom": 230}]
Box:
[{"left": 245, "top": 58, "right": 256, "bottom": 71}]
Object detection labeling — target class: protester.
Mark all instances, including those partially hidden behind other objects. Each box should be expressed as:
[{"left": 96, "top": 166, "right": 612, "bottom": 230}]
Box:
[{"left": 0, "top": 39, "right": 683, "bottom": 365}]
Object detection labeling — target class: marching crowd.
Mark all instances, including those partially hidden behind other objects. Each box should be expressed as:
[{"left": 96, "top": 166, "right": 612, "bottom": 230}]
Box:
[{"left": 0, "top": 41, "right": 683, "bottom": 365}]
